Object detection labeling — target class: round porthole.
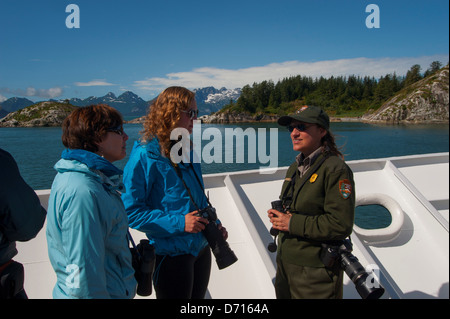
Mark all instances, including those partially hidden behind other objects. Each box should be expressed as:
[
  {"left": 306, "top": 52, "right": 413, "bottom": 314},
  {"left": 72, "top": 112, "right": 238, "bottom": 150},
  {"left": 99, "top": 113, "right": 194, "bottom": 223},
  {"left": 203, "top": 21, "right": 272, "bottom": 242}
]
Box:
[
  {"left": 355, "top": 204, "right": 392, "bottom": 229},
  {"left": 353, "top": 193, "right": 404, "bottom": 244}
]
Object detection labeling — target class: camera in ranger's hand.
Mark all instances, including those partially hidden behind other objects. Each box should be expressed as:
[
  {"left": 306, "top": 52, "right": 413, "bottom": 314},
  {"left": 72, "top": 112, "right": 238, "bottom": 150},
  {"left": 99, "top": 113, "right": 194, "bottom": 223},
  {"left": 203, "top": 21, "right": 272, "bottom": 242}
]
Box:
[
  {"left": 320, "top": 238, "right": 385, "bottom": 299},
  {"left": 195, "top": 206, "right": 238, "bottom": 270}
]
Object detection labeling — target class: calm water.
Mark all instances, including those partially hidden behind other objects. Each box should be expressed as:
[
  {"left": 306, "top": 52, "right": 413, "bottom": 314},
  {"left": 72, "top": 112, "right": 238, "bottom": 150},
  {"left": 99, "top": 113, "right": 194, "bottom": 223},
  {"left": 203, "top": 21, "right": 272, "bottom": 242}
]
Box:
[
  {"left": 1, "top": 122, "right": 448, "bottom": 229},
  {"left": 1, "top": 122, "right": 448, "bottom": 190}
]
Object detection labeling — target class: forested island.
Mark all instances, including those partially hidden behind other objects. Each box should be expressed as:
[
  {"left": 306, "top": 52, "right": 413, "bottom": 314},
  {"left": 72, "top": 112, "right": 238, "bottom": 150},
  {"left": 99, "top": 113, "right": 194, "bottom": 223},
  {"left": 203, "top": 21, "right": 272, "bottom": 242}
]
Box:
[{"left": 203, "top": 61, "right": 448, "bottom": 123}]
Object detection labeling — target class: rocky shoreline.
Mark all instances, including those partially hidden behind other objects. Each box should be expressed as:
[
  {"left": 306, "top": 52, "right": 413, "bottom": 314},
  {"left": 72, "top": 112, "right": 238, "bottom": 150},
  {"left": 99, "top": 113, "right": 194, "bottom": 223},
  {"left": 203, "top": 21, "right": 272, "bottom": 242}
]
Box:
[
  {"left": 360, "top": 66, "right": 449, "bottom": 124},
  {"left": 197, "top": 113, "right": 447, "bottom": 125},
  {"left": 120, "top": 113, "right": 364, "bottom": 125},
  {"left": 197, "top": 112, "right": 367, "bottom": 124}
]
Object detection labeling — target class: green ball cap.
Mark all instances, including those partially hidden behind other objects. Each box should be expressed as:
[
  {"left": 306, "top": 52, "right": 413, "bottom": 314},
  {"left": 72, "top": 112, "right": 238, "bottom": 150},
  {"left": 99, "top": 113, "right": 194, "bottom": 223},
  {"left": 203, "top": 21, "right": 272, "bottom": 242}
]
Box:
[{"left": 278, "top": 105, "right": 330, "bottom": 130}]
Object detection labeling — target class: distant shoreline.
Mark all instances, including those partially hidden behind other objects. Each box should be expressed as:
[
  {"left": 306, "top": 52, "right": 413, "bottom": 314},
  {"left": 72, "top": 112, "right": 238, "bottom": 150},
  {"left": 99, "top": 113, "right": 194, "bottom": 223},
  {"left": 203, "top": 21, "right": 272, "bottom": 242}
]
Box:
[
  {"left": 124, "top": 115, "right": 449, "bottom": 125},
  {"left": 330, "top": 117, "right": 363, "bottom": 123},
  {"left": 125, "top": 115, "right": 365, "bottom": 125}
]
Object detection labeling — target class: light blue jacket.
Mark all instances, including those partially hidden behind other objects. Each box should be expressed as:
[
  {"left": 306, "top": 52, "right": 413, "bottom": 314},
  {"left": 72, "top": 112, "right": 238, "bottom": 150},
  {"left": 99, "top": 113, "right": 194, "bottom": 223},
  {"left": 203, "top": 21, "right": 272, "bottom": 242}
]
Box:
[
  {"left": 121, "top": 139, "right": 208, "bottom": 257},
  {"left": 46, "top": 149, "right": 137, "bottom": 299}
]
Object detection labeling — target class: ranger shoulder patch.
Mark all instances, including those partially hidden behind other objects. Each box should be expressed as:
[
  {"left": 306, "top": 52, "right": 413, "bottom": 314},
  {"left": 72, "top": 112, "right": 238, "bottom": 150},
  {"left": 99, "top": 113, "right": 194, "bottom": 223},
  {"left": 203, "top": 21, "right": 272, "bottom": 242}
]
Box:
[{"left": 339, "top": 179, "right": 352, "bottom": 199}]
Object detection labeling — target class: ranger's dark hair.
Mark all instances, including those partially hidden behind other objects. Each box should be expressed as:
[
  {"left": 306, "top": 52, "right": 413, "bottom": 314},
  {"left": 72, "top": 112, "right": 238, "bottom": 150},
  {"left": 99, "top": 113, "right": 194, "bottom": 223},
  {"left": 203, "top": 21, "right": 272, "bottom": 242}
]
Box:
[{"left": 322, "top": 131, "right": 344, "bottom": 159}]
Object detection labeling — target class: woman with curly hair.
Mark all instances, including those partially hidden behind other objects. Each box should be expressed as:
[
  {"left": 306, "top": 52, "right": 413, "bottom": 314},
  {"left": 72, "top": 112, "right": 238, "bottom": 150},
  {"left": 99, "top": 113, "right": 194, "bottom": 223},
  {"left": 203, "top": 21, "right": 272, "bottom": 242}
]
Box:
[{"left": 122, "top": 86, "right": 227, "bottom": 299}]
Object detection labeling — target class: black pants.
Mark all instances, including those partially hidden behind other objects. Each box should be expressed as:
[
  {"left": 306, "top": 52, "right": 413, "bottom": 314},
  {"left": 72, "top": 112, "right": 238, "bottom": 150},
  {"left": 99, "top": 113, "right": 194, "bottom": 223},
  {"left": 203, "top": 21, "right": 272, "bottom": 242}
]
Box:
[{"left": 153, "top": 246, "right": 211, "bottom": 299}]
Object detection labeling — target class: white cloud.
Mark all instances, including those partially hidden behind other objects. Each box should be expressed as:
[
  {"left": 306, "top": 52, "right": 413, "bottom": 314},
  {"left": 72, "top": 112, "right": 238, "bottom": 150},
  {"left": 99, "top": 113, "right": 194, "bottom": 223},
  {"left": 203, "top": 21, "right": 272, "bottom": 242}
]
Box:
[
  {"left": 134, "top": 55, "right": 449, "bottom": 92},
  {"left": 0, "top": 87, "right": 62, "bottom": 99},
  {"left": 74, "top": 79, "right": 116, "bottom": 87},
  {"left": 0, "top": 94, "right": 7, "bottom": 103}
]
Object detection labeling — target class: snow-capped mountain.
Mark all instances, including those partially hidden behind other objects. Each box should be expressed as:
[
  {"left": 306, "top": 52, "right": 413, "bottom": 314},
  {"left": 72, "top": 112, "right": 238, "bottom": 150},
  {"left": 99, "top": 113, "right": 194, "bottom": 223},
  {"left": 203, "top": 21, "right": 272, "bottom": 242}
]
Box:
[
  {"left": 205, "top": 88, "right": 242, "bottom": 104},
  {"left": 194, "top": 87, "right": 241, "bottom": 115}
]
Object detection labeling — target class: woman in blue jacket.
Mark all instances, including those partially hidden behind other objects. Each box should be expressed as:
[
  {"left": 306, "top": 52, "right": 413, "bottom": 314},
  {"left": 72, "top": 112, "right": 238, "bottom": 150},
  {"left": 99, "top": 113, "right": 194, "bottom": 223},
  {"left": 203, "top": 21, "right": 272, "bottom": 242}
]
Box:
[
  {"left": 46, "top": 104, "right": 136, "bottom": 299},
  {"left": 122, "top": 86, "right": 227, "bottom": 299}
]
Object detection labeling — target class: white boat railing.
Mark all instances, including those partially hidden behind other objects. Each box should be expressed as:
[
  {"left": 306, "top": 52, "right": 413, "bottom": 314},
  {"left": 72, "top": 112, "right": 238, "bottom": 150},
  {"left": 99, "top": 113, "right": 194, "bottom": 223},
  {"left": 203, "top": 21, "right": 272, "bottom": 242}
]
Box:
[{"left": 16, "top": 152, "right": 449, "bottom": 299}]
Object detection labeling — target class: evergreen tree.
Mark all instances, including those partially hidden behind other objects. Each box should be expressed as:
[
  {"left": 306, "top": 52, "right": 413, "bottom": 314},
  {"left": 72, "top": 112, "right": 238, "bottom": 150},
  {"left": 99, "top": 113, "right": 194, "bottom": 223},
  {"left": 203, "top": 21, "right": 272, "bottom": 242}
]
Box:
[
  {"left": 424, "top": 61, "right": 443, "bottom": 77},
  {"left": 220, "top": 63, "right": 431, "bottom": 116},
  {"left": 404, "top": 64, "right": 422, "bottom": 87}
]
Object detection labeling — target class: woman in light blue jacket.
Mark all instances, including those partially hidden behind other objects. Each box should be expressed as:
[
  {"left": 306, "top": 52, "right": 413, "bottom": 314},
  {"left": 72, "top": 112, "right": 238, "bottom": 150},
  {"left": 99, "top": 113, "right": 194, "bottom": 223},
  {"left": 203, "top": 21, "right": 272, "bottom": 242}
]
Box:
[
  {"left": 122, "top": 86, "right": 227, "bottom": 299},
  {"left": 46, "top": 104, "right": 136, "bottom": 299}
]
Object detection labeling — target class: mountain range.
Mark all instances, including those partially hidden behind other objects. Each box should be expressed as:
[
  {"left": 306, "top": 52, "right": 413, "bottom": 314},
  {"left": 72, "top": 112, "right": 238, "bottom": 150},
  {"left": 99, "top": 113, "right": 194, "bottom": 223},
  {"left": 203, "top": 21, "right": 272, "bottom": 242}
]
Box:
[
  {"left": 0, "top": 87, "right": 242, "bottom": 119},
  {"left": 66, "top": 91, "right": 148, "bottom": 116}
]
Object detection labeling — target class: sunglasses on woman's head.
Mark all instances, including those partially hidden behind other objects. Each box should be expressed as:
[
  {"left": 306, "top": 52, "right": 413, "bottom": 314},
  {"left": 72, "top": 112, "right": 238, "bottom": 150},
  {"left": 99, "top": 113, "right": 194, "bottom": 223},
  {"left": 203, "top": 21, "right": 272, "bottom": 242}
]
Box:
[{"left": 181, "top": 109, "right": 199, "bottom": 119}]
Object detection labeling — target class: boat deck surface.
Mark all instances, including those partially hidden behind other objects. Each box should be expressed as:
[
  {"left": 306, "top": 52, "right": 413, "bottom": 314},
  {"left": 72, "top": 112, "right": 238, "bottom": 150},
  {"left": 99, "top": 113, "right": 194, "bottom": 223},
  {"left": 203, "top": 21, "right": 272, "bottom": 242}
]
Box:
[{"left": 18, "top": 152, "right": 449, "bottom": 299}]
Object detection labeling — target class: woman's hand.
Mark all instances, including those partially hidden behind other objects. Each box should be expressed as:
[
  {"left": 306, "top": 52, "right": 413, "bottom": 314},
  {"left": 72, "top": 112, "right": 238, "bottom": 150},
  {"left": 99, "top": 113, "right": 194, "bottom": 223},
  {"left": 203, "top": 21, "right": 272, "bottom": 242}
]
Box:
[
  {"left": 218, "top": 224, "right": 228, "bottom": 240},
  {"left": 268, "top": 209, "right": 291, "bottom": 233},
  {"left": 184, "top": 211, "right": 209, "bottom": 233}
]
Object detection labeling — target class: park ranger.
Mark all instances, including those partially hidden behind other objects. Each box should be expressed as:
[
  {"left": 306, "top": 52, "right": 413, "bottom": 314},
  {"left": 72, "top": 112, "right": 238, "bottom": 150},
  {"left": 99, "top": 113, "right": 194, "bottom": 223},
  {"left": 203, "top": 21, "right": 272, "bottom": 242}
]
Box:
[{"left": 268, "top": 105, "right": 355, "bottom": 299}]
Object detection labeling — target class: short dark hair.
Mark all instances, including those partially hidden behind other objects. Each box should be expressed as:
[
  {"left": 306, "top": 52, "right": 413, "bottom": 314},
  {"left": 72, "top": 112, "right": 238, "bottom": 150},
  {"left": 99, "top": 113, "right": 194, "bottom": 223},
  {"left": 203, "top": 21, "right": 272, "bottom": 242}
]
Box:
[{"left": 62, "top": 104, "right": 123, "bottom": 152}]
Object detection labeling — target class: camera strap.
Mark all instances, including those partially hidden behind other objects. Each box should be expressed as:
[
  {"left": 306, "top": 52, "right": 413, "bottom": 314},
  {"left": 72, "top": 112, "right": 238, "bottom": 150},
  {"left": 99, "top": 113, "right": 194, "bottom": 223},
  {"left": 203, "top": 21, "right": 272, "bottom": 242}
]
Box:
[
  {"left": 281, "top": 154, "right": 329, "bottom": 209},
  {"left": 169, "top": 160, "right": 211, "bottom": 211},
  {"left": 127, "top": 230, "right": 142, "bottom": 258}
]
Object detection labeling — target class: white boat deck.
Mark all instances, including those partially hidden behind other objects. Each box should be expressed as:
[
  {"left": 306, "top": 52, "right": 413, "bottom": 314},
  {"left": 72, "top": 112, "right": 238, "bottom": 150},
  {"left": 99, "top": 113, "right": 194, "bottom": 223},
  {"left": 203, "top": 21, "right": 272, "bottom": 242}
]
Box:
[{"left": 17, "top": 152, "right": 449, "bottom": 299}]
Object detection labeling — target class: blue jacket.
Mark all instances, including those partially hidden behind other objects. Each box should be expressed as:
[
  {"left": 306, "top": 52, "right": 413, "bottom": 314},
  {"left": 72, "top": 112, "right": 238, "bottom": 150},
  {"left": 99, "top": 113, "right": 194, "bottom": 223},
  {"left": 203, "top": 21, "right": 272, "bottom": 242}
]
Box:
[
  {"left": 46, "top": 149, "right": 137, "bottom": 299},
  {"left": 122, "top": 139, "right": 208, "bottom": 257}
]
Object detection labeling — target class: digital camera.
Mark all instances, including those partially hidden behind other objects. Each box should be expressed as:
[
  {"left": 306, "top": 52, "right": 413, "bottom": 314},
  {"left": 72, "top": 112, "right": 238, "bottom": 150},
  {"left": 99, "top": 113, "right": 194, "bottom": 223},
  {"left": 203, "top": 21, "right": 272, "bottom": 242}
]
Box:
[
  {"left": 320, "top": 239, "right": 385, "bottom": 299},
  {"left": 195, "top": 206, "right": 238, "bottom": 269}
]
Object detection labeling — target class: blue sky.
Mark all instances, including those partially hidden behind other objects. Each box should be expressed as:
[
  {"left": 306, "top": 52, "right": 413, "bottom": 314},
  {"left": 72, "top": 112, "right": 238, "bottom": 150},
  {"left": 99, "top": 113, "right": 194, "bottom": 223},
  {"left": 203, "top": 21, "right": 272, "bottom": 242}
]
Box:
[{"left": 0, "top": 0, "right": 448, "bottom": 102}]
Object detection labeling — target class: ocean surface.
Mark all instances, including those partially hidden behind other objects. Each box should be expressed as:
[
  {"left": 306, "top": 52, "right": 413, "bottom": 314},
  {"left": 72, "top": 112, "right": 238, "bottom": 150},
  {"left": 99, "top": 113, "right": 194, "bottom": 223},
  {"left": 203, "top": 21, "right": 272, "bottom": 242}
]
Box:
[{"left": 1, "top": 122, "right": 448, "bottom": 228}]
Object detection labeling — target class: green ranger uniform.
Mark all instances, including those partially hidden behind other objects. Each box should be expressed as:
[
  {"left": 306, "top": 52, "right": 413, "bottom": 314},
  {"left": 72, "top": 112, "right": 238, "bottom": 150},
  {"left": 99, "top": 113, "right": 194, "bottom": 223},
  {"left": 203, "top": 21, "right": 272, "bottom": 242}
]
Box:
[{"left": 275, "top": 150, "right": 355, "bottom": 299}]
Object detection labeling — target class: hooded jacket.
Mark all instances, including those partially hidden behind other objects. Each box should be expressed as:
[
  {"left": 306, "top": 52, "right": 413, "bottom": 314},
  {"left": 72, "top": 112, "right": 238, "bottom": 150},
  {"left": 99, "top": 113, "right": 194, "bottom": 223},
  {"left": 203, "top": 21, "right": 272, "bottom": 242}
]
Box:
[
  {"left": 46, "top": 149, "right": 136, "bottom": 299},
  {"left": 121, "top": 139, "right": 208, "bottom": 257}
]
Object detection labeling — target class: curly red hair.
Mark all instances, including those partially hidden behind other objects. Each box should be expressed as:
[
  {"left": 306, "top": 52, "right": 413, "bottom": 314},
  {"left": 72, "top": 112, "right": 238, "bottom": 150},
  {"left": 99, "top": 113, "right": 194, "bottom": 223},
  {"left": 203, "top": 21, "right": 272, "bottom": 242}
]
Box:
[{"left": 141, "top": 86, "right": 195, "bottom": 157}]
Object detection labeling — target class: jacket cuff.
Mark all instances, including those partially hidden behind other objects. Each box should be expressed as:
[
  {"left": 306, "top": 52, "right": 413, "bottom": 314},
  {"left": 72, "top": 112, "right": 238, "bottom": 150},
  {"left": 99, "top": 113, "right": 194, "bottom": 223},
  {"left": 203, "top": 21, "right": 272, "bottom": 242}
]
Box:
[
  {"left": 289, "top": 214, "right": 306, "bottom": 237},
  {"left": 177, "top": 214, "right": 186, "bottom": 233}
]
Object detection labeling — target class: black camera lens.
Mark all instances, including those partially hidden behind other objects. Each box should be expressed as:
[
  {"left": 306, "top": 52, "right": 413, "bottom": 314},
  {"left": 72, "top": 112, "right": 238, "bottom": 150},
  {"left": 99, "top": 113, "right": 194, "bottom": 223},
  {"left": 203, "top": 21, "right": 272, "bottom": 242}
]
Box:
[
  {"left": 320, "top": 240, "right": 385, "bottom": 299},
  {"left": 197, "top": 207, "right": 238, "bottom": 270},
  {"left": 340, "top": 254, "right": 385, "bottom": 299}
]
